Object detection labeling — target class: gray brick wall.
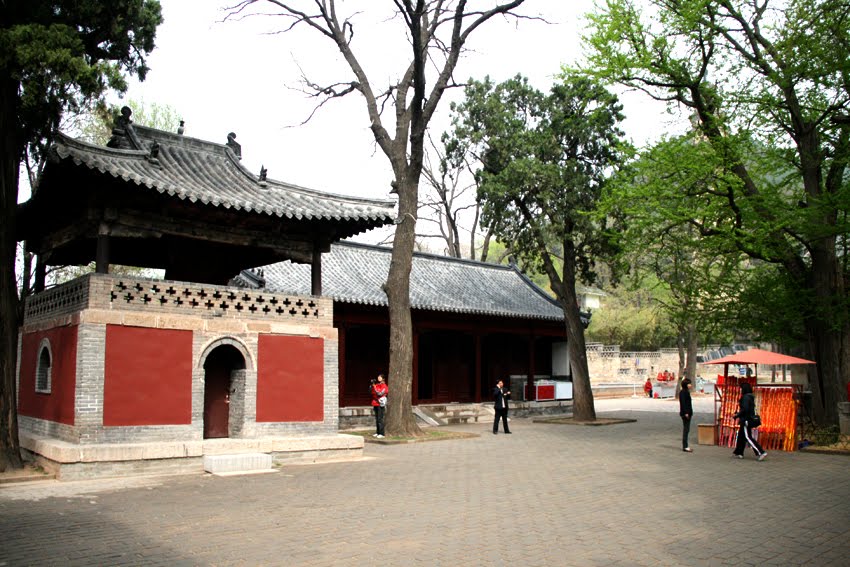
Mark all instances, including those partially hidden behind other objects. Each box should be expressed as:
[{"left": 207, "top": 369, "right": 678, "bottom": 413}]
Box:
[
  {"left": 19, "top": 274, "right": 342, "bottom": 448},
  {"left": 76, "top": 323, "right": 105, "bottom": 443}
]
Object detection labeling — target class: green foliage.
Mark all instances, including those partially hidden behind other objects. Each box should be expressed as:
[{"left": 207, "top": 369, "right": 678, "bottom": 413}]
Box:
[
  {"left": 446, "top": 74, "right": 630, "bottom": 302},
  {"left": 584, "top": 285, "right": 677, "bottom": 351},
  {"left": 584, "top": 0, "right": 850, "bottom": 422},
  {"left": 1, "top": 0, "right": 163, "bottom": 160}
]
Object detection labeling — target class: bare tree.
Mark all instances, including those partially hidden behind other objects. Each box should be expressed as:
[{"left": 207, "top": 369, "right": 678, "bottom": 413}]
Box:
[
  {"left": 227, "top": 1, "right": 531, "bottom": 436},
  {"left": 418, "top": 133, "right": 496, "bottom": 260}
]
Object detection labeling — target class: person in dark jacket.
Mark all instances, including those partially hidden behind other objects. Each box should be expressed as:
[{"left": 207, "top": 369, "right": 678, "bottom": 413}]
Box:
[
  {"left": 679, "top": 378, "right": 694, "bottom": 452},
  {"left": 493, "top": 379, "right": 511, "bottom": 434},
  {"left": 733, "top": 381, "right": 767, "bottom": 460}
]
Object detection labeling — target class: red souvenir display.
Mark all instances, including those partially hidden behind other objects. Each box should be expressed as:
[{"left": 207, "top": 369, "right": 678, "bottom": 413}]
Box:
[{"left": 715, "top": 375, "right": 800, "bottom": 452}]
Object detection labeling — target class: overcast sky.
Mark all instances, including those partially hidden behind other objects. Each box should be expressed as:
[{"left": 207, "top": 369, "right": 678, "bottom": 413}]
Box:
[{"left": 116, "top": 1, "right": 683, "bottom": 201}]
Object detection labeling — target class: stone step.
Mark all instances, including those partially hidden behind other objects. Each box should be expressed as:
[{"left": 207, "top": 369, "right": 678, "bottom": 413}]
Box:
[{"left": 204, "top": 453, "right": 274, "bottom": 475}]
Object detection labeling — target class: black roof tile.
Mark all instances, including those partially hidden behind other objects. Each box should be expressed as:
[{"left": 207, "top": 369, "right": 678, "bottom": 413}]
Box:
[
  {"left": 239, "top": 242, "right": 568, "bottom": 321},
  {"left": 48, "top": 124, "right": 396, "bottom": 224}
]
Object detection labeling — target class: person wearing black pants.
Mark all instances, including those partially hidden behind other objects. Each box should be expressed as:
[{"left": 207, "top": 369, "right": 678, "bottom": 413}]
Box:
[
  {"left": 493, "top": 379, "right": 511, "bottom": 434},
  {"left": 369, "top": 374, "right": 388, "bottom": 439},
  {"left": 733, "top": 381, "right": 767, "bottom": 460},
  {"left": 679, "top": 378, "right": 693, "bottom": 452}
]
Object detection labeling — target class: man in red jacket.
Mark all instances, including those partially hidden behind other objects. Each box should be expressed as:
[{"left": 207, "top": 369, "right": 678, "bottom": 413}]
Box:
[{"left": 370, "top": 373, "right": 389, "bottom": 438}]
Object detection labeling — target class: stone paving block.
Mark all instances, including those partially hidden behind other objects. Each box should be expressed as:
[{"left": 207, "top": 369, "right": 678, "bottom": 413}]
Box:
[{"left": 1, "top": 397, "right": 848, "bottom": 566}]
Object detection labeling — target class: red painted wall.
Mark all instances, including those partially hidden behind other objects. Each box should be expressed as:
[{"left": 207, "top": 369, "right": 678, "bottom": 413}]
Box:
[
  {"left": 257, "top": 335, "right": 324, "bottom": 422},
  {"left": 104, "top": 325, "right": 193, "bottom": 426},
  {"left": 18, "top": 327, "right": 78, "bottom": 424}
]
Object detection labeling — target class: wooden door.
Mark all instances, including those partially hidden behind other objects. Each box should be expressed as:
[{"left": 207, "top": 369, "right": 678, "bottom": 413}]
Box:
[{"left": 204, "top": 364, "right": 230, "bottom": 439}]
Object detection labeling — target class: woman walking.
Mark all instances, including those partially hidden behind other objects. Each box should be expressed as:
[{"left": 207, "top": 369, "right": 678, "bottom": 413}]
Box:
[{"left": 732, "top": 382, "right": 767, "bottom": 461}]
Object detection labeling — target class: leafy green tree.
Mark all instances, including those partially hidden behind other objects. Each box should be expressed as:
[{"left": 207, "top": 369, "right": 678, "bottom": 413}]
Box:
[
  {"left": 0, "top": 0, "right": 162, "bottom": 471},
  {"left": 447, "top": 74, "right": 629, "bottom": 420},
  {"left": 585, "top": 0, "right": 850, "bottom": 424},
  {"left": 601, "top": 135, "right": 753, "bottom": 379},
  {"left": 585, "top": 279, "right": 679, "bottom": 351}
]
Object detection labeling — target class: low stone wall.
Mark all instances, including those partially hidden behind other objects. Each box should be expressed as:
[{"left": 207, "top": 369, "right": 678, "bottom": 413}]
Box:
[{"left": 587, "top": 346, "right": 681, "bottom": 384}]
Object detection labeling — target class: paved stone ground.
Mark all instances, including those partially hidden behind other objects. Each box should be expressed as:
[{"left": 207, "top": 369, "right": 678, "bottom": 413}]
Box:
[{"left": 2, "top": 396, "right": 848, "bottom": 566}]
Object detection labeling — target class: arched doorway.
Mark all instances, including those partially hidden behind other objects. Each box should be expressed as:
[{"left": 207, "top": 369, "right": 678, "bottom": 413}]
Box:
[{"left": 203, "top": 344, "right": 246, "bottom": 439}]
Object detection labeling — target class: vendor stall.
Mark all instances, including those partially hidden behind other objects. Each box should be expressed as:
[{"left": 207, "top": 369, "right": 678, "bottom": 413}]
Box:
[{"left": 706, "top": 349, "right": 815, "bottom": 452}]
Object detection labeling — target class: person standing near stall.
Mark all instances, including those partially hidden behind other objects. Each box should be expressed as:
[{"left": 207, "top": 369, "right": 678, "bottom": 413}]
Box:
[
  {"left": 679, "top": 378, "right": 693, "bottom": 452},
  {"left": 733, "top": 381, "right": 767, "bottom": 460},
  {"left": 644, "top": 377, "right": 654, "bottom": 398}
]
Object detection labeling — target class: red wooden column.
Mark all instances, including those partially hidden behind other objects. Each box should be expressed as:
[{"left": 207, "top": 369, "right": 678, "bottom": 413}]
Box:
[
  {"left": 311, "top": 247, "right": 322, "bottom": 296},
  {"left": 474, "top": 333, "right": 482, "bottom": 403},
  {"left": 526, "top": 333, "right": 536, "bottom": 401},
  {"left": 338, "top": 324, "right": 347, "bottom": 407},
  {"left": 412, "top": 329, "right": 419, "bottom": 405}
]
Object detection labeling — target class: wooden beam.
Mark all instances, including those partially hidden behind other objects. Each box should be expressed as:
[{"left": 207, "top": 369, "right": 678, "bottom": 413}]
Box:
[{"left": 112, "top": 209, "right": 318, "bottom": 257}]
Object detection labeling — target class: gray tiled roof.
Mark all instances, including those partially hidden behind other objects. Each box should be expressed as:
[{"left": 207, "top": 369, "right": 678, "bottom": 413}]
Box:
[
  {"left": 241, "top": 242, "right": 567, "bottom": 321},
  {"left": 49, "top": 125, "right": 396, "bottom": 224}
]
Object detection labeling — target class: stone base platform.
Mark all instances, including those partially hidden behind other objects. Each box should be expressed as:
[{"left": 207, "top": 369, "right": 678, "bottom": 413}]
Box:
[{"left": 21, "top": 433, "right": 364, "bottom": 481}]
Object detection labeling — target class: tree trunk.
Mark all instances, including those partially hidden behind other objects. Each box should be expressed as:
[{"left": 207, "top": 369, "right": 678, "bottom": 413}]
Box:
[
  {"left": 560, "top": 253, "right": 595, "bottom": 421},
  {"left": 686, "top": 322, "right": 698, "bottom": 383},
  {"left": 676, "top": 331, "right": 686, "bottom": 382},
  {"left": 804, "top": 241, "right": 850, "bottom": 424},
  {"left": 383, "top": 171, "right": 421, "bottom": 437},
  {"left": 0, "top": 77, "right": 23, "bottom": 471}
]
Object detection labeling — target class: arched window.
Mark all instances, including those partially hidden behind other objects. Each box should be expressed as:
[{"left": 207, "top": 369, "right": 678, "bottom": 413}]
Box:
[{"left": 36, "top": 341, "right": 52, "bottom": 394}]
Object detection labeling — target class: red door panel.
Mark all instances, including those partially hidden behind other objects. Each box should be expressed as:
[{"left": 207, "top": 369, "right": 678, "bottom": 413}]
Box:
[{"left": 204, "top": 365, "right": 230, "bottom": 439}]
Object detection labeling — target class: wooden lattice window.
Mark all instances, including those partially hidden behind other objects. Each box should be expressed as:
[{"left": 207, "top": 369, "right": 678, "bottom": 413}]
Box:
[{"left": 35, "top": 341, "right": 52, "bottom": 394}]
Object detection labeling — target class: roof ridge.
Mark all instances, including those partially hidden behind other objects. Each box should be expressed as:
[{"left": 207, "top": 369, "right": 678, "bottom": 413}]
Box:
[
  {"left": 54, "top": 131, "right": 148, "bottom": 157},
  {"left": 130, "top": 124, "right": 395, "bottom": 207},
  {"left": 338, "top": 240, "right": 515, "bottom": 271}
]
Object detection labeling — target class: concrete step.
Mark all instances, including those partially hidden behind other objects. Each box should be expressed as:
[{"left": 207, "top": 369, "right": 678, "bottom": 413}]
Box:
[
  {"left": 426, "top": 403, "right": 486, "bottom": 424},
  {"left": 204, "top": 453, "right": 274, "bottom": 475},
  {"left": 413, "top": 406, "right": 444, "bottom": 426}
]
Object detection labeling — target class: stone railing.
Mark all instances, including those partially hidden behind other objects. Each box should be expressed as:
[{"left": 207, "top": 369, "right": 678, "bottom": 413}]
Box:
[{"left": 24, "top": 273, "right": 331, "bottom": 326}]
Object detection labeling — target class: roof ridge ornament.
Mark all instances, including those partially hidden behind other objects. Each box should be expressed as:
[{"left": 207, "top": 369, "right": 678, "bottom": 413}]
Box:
[
  {"left": 147, "top": 141, "right": 161, "bottom": 166},
  {"left": 106, "top": 106, "right": 134, "bottom": 149},
  {"left": 226, "top": 132, "right": 242, "bottom": 160}
]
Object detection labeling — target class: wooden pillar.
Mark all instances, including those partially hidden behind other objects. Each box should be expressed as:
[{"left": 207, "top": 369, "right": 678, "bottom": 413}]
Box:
[
  {"left": 311, "top": 247, "right": 322, "bottom": 296},
  {"left": 338, "top": 324, "right": 347, "bottom": 407},
  {"left": 526, "top": 334, "right": 536, "bottom": 401},
  {"left": 34, "top": 256, "right": 46, "bottom": 292},
  {"left": 412, "top": 328, "right": 419, "bottom": 405},
  {"left": 95, "top": 224, "right": 110, "bottom": 274},
  {"left": 474, "top": 333, "right": 482, "bottom": 403}
]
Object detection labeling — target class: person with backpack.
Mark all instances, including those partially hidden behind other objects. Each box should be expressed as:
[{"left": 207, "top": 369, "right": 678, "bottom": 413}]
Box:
[
  {"left": 370, "top": 373, "right": 388, "bottom": 438},
  {"left": 733, "top": 381, "right": 767, "bottom": 461}
]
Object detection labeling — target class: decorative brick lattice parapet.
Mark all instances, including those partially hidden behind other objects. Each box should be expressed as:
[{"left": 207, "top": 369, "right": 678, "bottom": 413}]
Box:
[
  {"left": 24, "top": 274, "right": 332, "bottom": 328},
  {"left": 24, "top": 277, "right": 90, "bottom": 323}
]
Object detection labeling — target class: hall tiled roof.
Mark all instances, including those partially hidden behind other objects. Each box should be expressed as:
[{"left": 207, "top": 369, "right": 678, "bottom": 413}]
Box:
[
  {"left": 48, "top": 124, "right": 396, "bottom": 224},
  {"left": 239, "top": 242, "right": 567, "bottom": 321}
]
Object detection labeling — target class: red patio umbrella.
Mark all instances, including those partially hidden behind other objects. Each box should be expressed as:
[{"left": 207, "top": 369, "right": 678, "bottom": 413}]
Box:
[
  {"left": 704, "top": 348, "right": 816, "bottom": 367},
  {"left": 705, "top": 348, "right": 815, "bottom": 381}
]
